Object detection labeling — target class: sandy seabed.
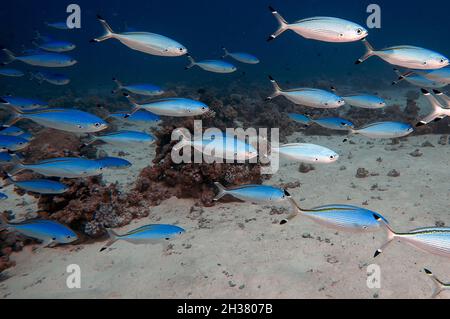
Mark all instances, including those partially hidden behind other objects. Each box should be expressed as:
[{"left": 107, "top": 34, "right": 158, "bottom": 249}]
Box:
[{"left": 1, "top": 131, "right": 450, "bottom": 299}]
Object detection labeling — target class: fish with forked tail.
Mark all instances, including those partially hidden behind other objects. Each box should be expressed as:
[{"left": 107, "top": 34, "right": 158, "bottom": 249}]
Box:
[
  {"left": 185, "top": 55, "right": 237, "bottom": 73},
  {"left": 0, "top": 105, "right": 108, "bottom": 133},
  {"left": 267, "top": 76, "right": 345, "bottom": 109},
  {"left": 213, "top": 182, "right": 290, "bottom": 203},
  {"left": 282, "top": 197, "right": 388, "bottom": 232},
  {"left": 267, "top": 6, "right": 367, "bottom": 43},
  {"left": 91, "top": 15, "right": 187, "bottom": 57},
  {"left": 221, "top": 47, "right": 259, "bottom": 64},
  {"left": 347, "top": 121, "right": 413, "bottom": 139},
  {"left": 1, "top": 48, "right": 77, "bottom": 67},
  {"left": 100, "top": 224, "right": 185, "bottom": 251},
  {"left": 112, "top": 78, "right": 163, "bottom": 96},
  {"left": 123, "top": 93, "right": 209, "bottom": 117},
  {"left": 0, "top": 214, "right": 77, "bottom": 247},
  {"left": 8, "top": 156, "right": 106, "bottom": 178},
  {"left": 356, "top": 39, "right": 449, "bottom": 70}
]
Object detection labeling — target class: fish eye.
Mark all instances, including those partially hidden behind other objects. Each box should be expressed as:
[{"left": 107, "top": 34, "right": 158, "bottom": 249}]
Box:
[
  {"left": 52, "top": 237, "right": 56, "bottom": 241},
  {"left": 179, "top": 48, "right": 184, "bottom": 51},
  {"left": 67, "top": 235, "right": 71, "bottom": 239},
  {"left": 77, "top": 125, "right": 83, "bottom": 128},
  {"left": 423, "top": 61, "right": 427, "bottom": 65},
  {"left": 324, "top": 102, "right": 328, "bottom": 106},
  {"left": 330, "top": 155, "right": 334, "bottom": 159},
  {"left": 356, "top": 28, "right": 363, "bottom": 34},
  {"left": 94, "top": 122, "right": 101, "bottom": 127}
]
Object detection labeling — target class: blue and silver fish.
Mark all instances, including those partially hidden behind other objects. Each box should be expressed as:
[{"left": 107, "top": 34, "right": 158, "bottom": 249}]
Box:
[
  {"left": 100, "top": 224, "right": 185, "bottom": 251},
  {"left": 95, "top": 157, "right": 132, "bottom": 170},
  {"left": 356, "top": 39, "right": 449, "bottom": 70},
  {"left": 1, "top": 106, "right": 108, "bottom": 133},
  {"left": 221, "top": 47, "right": 259, "bottom": 64},
  {"left": 373, "top": 215, "right": 450, "bottom": 259},
  {"left": 185, "top": 55, "right": 237, "bottom": 73},
  {"left": 272, "top": 143, "right": 339, "bottom": 164},
  {"left": 213, "top": 182, "right": 289, "bottom": 203},
  {"left": 283, "top": 198, "right": 389, "bottom": 232},
  {"left": 420, "top": 67, "right": 450, "bottom": 84},
  {"left": 349, "top": 121, "right": 414, "bottom": 139},
  {"left": 0, "top": 215, "right": 77, "bottom": 247},
  {"left": 423, "top": 269, "right": 450, "bottom": 298},
  {"left": 393, "top": 69, "right": 447, "bottom": 88},
  {"left": 3, "top": 174, "right": 68, "bottom": 195},
  {"left": 0, "top": 135, "right": 29, "bottom": 151},
  {"left": 124, "top": 94, "right": 209, "bottom": 117},
  {"left": 92, "top": 15, "right": 187, "bottom": 57},
  {"left": 0, "top": 125, "right": 25, "bottom": 136},
  {"left": 288, "top": 113, "right": 354, "bottom": 130},
  {"left": 9, "top": 157, "right": 105, "bottom": 178},
  {"left": 0, "top": 96, "right": 48, "bottom": 110},
  {"left": 108, "top": 109, "right": 161, "bottom": 123},
  {"left": 86, "top": 130, "right": 155, "bottom": 146},
  {"left": 112, "top": 78, "right": 163, "bottom": 96},
  {"left": 342, "top": 94, "right": 386, "bottom": 109},
  {"left": 1, "top": 48, "right": 77, "bottom": 68},
  {"left": 33, "top": 40, "right": 76, "bottom": 53},
  {"left": 173, "top": 131, "right": 258, "bottom": 161},
  {"left": 267, "top": 6, "right": 368, "bottom": 42},
  {"left": 0, "top": 68, "right": 24, "bottom": 77},
  {"left": 267, "top": 76, "right": 345, "bottom": 109},
  {"left": 30, "top": 71, "right": 70, "bottom": 85},
  {"left": 416, "top": 89, "right": 450, "bottom": 126}
]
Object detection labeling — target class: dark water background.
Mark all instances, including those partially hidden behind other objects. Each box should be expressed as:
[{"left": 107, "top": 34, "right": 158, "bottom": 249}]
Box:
[{"left": 0, "top": 0, "right": 449, "bottom": 99}]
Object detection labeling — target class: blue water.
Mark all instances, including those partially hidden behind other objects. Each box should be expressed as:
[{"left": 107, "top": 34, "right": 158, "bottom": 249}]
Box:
[{"left": 1, "top": 0, "right": 449, "bottom": 97}]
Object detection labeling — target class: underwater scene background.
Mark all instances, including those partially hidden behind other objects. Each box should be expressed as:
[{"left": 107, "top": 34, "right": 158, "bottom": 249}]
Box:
[{"left": 0, "top": 0, "right": 450, "bottom": 299}]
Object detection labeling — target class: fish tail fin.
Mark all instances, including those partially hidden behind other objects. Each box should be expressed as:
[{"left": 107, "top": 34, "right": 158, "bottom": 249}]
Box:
[
  {"left": 82, "top": 135, "right": 97, "bottom": 147},
  {"left": 373, "top": 213, "right": 397, "bottom": 258},
  {"left": 0, "top": 103, "right": 23, "bottom": 127},
  {"left": 267, "top": 6, "right": 289, "bottom": 42},
  {"left": 100, "top": 228, "right": 119, "bottom": 252},
  {"left": 433, "top": 89, "right": 450, "bottom": 108},
  {"left": 91, "top": 15, "right": 115, "bottom": 43},
  {"left": 185, "top": 54, "right": 196, "bottom": 70},
  {"left": 266, "top": 75, "right": 282, "bottom": 100},
  {"left": 0, "top": 171, "right": 14, "bottom": 188},
  {"left": 416, "top": 89, "right": 445, "bottom": 127},
  {"left": 8, "top": 154, "right": 25, "bottom": 176},
  {"left": 280, "top": 197, "right": 304, "bottom": 225},
  {"left": 122, "top": 93, "right": 141, "bottom": 117},
  {"left": 0, "top": 213, "right": 10, "bottom": 231},
  {"left": 221, "top": 46, "right": 229, "bottom": 59},
  {"left": 1, "top": 48, "right": 16, "bottom": 65},
  {"left": 424, "top": 269, "right": 446, "bottom": 298},
  {"left": 392, "top": 69, "right": 414, "bottom": 85},
  {"left": 213, "top": 182, "right": 228, "bottom": 201},
  {"left": 355, "top": 39, "right": 375, "bottom": 65}
]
